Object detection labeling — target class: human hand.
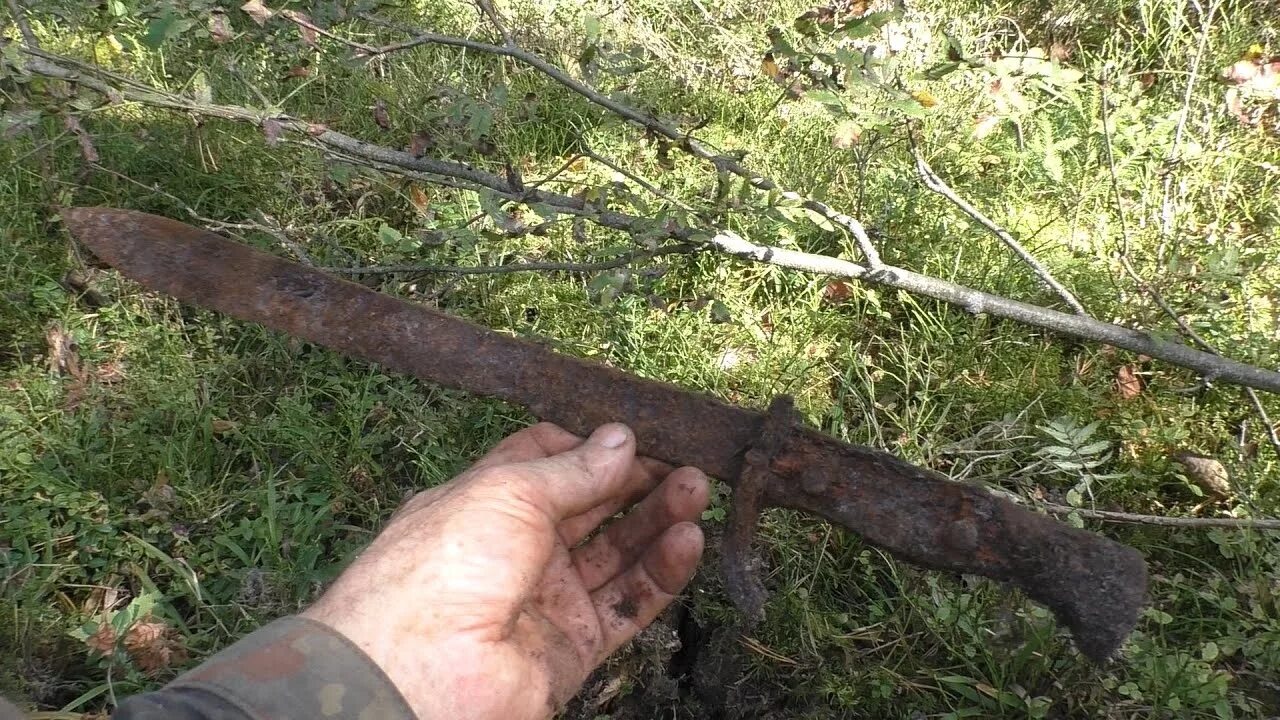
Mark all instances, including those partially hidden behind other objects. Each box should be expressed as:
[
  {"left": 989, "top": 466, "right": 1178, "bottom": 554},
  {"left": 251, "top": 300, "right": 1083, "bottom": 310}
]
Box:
[{"left": 302, "top": 422, "right": 710, "bottom": 720}]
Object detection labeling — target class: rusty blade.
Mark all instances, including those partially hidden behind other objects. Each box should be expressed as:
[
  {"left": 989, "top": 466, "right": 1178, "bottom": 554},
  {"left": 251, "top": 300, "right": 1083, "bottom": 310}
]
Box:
[{"left": 64, "top": 207, "right": 1147, "bottom": 661}]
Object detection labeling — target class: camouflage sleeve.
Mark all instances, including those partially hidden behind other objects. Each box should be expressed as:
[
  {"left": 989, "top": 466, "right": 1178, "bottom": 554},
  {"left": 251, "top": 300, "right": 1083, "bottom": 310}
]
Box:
[{"left": 113, "top": 616, "right": 416, "bottom": 720}]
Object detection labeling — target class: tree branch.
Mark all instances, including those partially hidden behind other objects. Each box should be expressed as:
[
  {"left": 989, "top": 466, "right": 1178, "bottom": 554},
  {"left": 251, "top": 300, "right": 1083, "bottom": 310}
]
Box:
[
  {"left": 356, "top": 13, "right": 886, "bottom": 268},
  {"left": 909, "top": 131, "right": 1087, "bottom": 315},
  {"left": 323, "top": 244, "right": 696, "bottom": 276},
  {"left": 24, "top": 46, "right": 1280, "bottom": 394},
  {"left": 1040, "top": 503, "right": 1280, "bottom": 531},
  {"left": 4, "top": 0, "right": 37, "bottom": 48},
  {"left": 1098, "top": 76, "right": 1280, "bottom": 456}
]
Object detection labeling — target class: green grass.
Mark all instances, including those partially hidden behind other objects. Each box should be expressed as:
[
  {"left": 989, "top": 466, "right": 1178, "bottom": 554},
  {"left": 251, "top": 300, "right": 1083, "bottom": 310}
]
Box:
[{"left": 3, "top": 0, "right": 1280, "bottom": 716}]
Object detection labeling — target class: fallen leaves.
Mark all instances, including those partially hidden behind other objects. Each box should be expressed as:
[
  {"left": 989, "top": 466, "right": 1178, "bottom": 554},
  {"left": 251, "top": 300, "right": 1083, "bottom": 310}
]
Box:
[
  {"left": 1172, "top": 451, "right": 1231, "bottom": 497},
  {"left": 46, "top": 325, "right": 84, "bottom": 379},
  {"left": 1220, "top": 48, "right": 1280, "bottom": 134},
  {"left": 241, "top": 0, "right": 274, "bottom": 25},
  {"left": 372, "top": 99, "right": 391, "bottom": 130},
  {"left": 283, "top": 10, "right": 318, "bottom": 48},
  {"left": 208, "top": 11, "right": 233, "bottom": 44},
  {"left": 85, "top": 615, "right": 188, "bottom": 674},
  {"left": 1115, "top": 364, "right": 1142, "bottom": 401}
]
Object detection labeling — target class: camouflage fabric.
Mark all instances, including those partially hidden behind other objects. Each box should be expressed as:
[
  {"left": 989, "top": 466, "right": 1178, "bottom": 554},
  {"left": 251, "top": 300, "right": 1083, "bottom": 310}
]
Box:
[{"left": 113, "top": 616, "right": 416, "bottom": 720}]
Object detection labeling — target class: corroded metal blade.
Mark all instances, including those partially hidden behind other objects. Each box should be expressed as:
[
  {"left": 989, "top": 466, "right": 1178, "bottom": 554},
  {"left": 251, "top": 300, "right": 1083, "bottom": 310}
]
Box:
[{"left": 64, "top": 207, "right": 1147, "bottom": 661}]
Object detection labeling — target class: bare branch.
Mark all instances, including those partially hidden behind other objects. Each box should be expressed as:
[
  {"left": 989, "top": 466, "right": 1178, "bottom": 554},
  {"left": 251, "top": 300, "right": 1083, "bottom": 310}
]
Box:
[
  {"left": 89, "top": 163, "right": 315, "bottom": 265},
  {"left": 4, "top": 0, "right": 38, "bottom": 48},
  {"left": 474, "top": 0, "right": 514, "bottom": 48},
  {"left": 280, "top": 10, "right": 379, "bottom": 55},
  {"left": 24, "top": 46, "right": 1280, "bottom": 394},
  {"left": 909, "top": 132, "right": 1087, "bottom": 315},
  {"left": 324, "top": 244, "right": 696, "bottom": 276},
  {"left": 1040, "top": 503, "right": 1280, "bottom": 531},
  {"left": 356, "top": 14, "right": 885, "bottom": 267},
  {"left": 1160, "top": 0, "right": 1222, "bottom": 239},
  {"left": 1099, "top": 76, "right": 1280, "bottom": 456}
]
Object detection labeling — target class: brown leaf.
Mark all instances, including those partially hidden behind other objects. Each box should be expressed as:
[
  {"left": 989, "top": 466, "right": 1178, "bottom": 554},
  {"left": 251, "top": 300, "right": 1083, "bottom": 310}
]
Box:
[
  {"left": 1115, "top": 364, "right": 1142, "bottom": 400},
  {"left": 823, "top": 280, "right": 853, "bottom": 302},
  {"left": 124, "top": 616, "right": 187, "bottom": 674},
  {"left": 409, "top": 131, "right": 433, "bottom": 157},
  {"left": 409, "top": 184, "right": 431, "bottom": 214},
  {"left": 1172, "top": 451, "right": 1231, "bottom": 497},
  {"left": 208, "top": 11, "right": 233, "bottom": 44},
  {"left": 284, "top": 65, "right": 311, "bottom": 79},
  {"left": 1138, "top": 72, "right": 1157, "bottom": 91},
  {"left": 63, "top": 115, "right": 100, "bottom": 164},
  {"left": 1048, "top": 41, "right": 1072, "bottom": 63},
  {"left": 85, "top": 624, "right": 117, "bottom": 655},
  {"left": 372, "top": 99, "right": 391, "bottom": 130},
  {"left": 262, "top": 118, "right": 283, "bottom": 146},
  {"left": 285, "top": 10, "right": 318, "bottom": 47},
  {"left": 211, "top": 418, "right": 239, "bottom": 434},
  {"left": 761, "top": 52, "right": 781, "bottom": 80},
  {"left": 241, "top": 0, "right": 274, "bottom": 25},
  {"left": 46, "top": 325, "right": 84, "bottom": 379}
]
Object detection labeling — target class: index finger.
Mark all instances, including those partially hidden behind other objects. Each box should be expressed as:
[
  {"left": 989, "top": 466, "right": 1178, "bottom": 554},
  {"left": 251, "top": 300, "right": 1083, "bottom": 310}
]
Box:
[{"left": 470, "top": 422, "right": 585, "bottom": 470}]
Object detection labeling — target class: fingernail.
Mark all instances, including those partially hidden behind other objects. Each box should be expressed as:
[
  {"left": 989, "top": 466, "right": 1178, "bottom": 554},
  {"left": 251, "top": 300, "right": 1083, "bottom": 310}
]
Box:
[{"left": 593, "top": 423, "right": 629, "bottom": 449}]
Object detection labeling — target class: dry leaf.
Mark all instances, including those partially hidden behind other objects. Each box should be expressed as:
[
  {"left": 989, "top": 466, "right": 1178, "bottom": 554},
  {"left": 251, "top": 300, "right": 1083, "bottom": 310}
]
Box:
[
  {"left": 85, "top": 624, "right": 117, "bottom": 655},
  {"left": 284, "top": 65, "right": 311, "bottom": 79},
  {"left": 409, "top": 131, "right": 433, "bottom": 157},
  {"left": 1115, "top": 364, "right": 1142, "bottom": 400},
  {"left": 372, "top": 99, "right": 391, "bottom": 130},
  {"left": 211, "top": 418, "right": 238, "bottom": 434},
  {"left": 1172, "top": 451, "right": 1231, "bottom": 497},
  {"left": 208, "top": 11, "right": 233, "bottom": 44},
  {"left": 63, "top": 115, "right": 100, "bottom": 164},
  {"left": 124, "top": 616, "right": 187, "bottom": 674},
  {"left": 910, "top": 89, "right": 939, "bottom": 108},
  {"left": 823, "top": 280, "right": 853, "bottom": 302},
  {"left": 761, "top": 52, "right": 781, "bottom": 80},
  {"left": 285, "top": 10, "right": 318, "bottom": 47},
  {"left": 832, "top": 120, "right": 861, "bottom": 149},
  {"left": 409, "top": 184, "right": 431, "bottom": 214},
  {"left": 241, "top": 0, "right": 274, "bottom": 25},
  {"left": 262, "top": 118, "right": 282, "bottom": 146},
  {"left": 46, "top": 326, "right": 84, "bottom": 379},
  {"left": 1048, "top": 41, "right": 1072, "bottom": 63},
  {"left": 1138, "top": 72, "right": 1157, "bottom": 91}
]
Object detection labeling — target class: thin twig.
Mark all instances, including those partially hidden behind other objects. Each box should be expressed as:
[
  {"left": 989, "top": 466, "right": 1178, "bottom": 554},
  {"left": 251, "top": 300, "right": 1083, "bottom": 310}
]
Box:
[
  {"left": 910, "top": 132, "right": 1087, "bottom": 315},
  {"left": 4, "top": 0, "right": 37, "bottom": 48},
  {"left": 89, "top": 163, "right": 314, "bottom": 265},
  {"left": 1099, "top": 75, "right": 1280, "bottom": 456},
  {"left": 280, "top": 10, "right": 379, "bottom": 55},
  {"left": 474, "top": 0, "right": 514, "bottom": 47},
  {"left": 580, "top": 146, "right": 694, "bottom": 211},
  {"left": 1160, "top": 0, "right": 1221, "bottom": 240},
  {"left": 357, "top": 13, "right": 885, "bottom": 267},
  {"left": 1040, "top": 503, "right": 1280, "bottom": 531},
  {"left": 25, "top": 47, "right": 1280, "bottom": 394},
  {"left": 324, "top": 244, "right": 696, "bottom": 276}
]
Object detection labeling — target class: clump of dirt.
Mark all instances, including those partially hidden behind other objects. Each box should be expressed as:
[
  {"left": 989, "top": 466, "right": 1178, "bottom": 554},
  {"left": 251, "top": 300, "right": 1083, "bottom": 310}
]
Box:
[{"left": 563, "top": 594, "right": 803, "bottom": 720}]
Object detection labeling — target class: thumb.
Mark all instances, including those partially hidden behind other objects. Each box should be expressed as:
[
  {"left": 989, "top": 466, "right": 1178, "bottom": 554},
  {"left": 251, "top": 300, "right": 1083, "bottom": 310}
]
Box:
[{"left": 520, "top": 423, "right": 636, "bottom": 519}]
